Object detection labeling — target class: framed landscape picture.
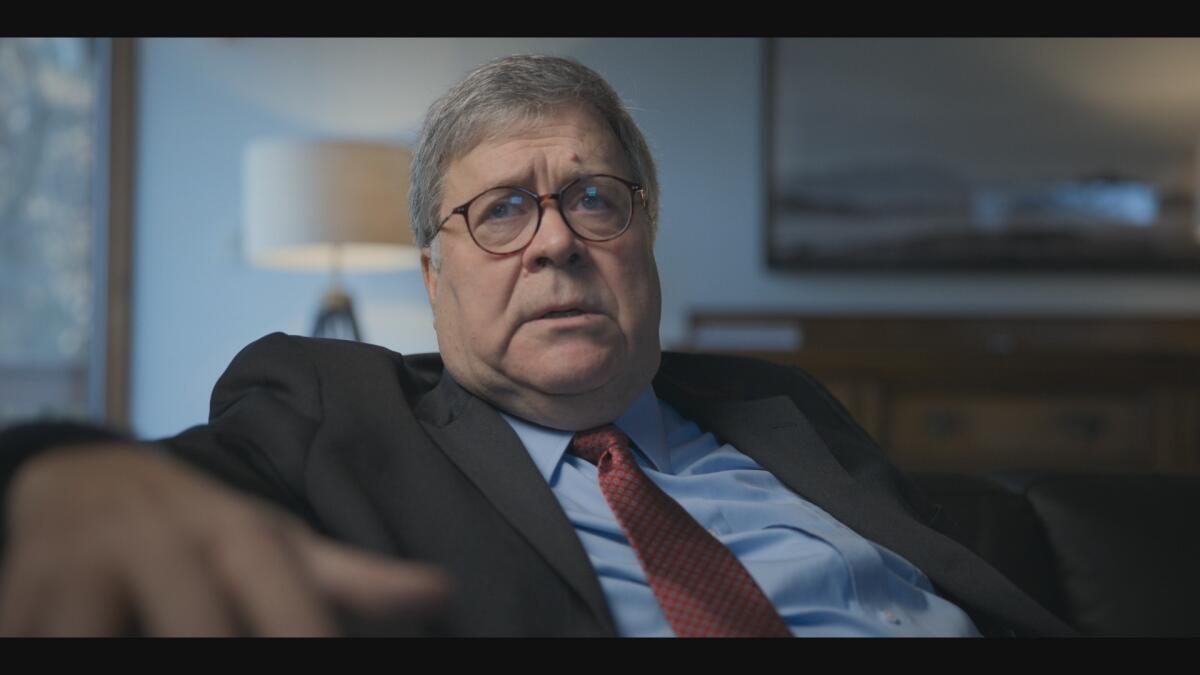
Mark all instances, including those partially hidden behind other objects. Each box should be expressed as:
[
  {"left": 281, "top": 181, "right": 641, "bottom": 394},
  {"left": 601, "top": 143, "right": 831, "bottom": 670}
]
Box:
[{"left": 766, "top": 38, "right": 1200, "bottom": 271}]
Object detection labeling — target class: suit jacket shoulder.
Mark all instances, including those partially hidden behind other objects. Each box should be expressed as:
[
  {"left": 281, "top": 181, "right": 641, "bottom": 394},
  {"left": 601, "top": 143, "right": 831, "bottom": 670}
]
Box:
[{"left": 162, "top": 333, "right": 617, "bottom": 635}]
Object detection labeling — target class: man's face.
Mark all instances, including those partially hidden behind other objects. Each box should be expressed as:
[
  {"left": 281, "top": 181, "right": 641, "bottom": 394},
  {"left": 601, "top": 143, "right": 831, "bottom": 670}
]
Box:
[{"left": 421, "top": 105, "right": 662, "bottom": 429}]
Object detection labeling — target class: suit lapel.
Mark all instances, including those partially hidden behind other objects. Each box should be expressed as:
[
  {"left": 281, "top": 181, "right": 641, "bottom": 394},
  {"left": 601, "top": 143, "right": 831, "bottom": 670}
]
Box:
[
  {"left": 662, "top": 390, "right": 879, "bottom": 536},
  {"left": 414, "top": 371, "right": 617, "bottom": 636},
  {"left": 655, "top": 372, "right": 1075, "bottom": 637}
]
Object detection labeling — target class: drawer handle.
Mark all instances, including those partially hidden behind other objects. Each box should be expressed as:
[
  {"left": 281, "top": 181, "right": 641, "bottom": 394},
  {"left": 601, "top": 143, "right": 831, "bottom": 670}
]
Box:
[
  {"left": 923, "top": 411, "right": 966, "bottom": 440},
  {"left": 1055, "top": 412, "right": 1106, "bottom": 444}
]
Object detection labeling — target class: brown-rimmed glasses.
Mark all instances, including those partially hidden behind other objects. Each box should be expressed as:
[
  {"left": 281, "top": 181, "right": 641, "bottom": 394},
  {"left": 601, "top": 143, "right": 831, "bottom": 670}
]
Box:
[{"left": 435, "top": 174, "right": 646, "bottom": 255}]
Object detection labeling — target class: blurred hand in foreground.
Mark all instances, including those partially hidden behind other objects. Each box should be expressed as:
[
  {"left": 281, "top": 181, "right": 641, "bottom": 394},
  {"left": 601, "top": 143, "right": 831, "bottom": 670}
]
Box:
[{"left": 0, "top": 445, "right": 451, "bottom": 636}]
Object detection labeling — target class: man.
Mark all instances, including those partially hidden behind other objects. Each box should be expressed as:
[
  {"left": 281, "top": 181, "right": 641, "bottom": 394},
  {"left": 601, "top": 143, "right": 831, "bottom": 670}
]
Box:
[{"left": 0, "top": 55, "right": 1076, "bottom": 637}]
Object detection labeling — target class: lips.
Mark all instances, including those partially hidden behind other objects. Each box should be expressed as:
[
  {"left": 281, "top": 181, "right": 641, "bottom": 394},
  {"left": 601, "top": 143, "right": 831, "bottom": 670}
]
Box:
[{"left": 535, "top": 303, "right": 597, "bottom": 320}]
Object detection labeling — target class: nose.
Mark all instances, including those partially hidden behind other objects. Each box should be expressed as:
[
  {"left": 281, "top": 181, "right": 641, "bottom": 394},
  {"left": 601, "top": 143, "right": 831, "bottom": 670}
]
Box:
[{"left": 523, "top": 196, "right": 585, "bottom": 270}]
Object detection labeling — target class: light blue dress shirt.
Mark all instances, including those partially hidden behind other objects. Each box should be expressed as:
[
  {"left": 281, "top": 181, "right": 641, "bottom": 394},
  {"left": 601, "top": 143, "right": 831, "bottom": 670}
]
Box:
[{"left": 499, "top": 386, "right": 982, "bottom": 637}]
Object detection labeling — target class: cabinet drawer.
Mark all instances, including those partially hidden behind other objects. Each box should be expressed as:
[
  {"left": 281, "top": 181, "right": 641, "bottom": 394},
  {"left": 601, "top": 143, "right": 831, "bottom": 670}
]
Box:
[{"left": 887, "top": 393, "right": 1150, "bottom": 472}]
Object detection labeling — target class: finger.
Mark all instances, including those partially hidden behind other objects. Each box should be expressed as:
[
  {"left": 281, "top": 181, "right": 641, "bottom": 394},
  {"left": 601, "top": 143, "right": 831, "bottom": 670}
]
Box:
[
  {"left": 2, "top": 526, "right": 131, "bottom": 637},
  {"left": 120, "top": 519, "right": 240, "bottom": 637},
  {"left": 35, "top": 563, "right": 130, "bottom": 637},
  {"left": 0, "top": 543, "right": 54, "bottom": 636},
  {"left": 206, "top": 521, "right": 338, "bottom": 637},
  {"left": 295, "top": 532, "right": 453, "bottom": 616}
]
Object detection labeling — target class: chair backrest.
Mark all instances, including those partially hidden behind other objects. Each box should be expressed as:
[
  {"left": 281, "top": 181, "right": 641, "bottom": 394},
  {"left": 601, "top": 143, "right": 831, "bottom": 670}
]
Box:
[{"left": 910, "top": 471, "right": 1200, "bottom": 637}]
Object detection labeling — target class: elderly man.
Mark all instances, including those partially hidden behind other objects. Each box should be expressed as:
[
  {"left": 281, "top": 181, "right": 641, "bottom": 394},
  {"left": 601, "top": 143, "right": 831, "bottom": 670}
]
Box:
[{"left": 0, "top": 55, "right": 1075, "bottom": 637}]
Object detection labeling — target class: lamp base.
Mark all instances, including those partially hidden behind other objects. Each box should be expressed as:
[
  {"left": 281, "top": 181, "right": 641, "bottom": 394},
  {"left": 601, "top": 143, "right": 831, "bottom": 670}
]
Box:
[{"left": 312, "top": 286, "right": 362, "bottom": 341}]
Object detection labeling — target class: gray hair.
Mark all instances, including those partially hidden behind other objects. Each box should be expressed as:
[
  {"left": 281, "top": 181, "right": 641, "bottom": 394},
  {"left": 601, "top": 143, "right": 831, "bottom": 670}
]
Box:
[{"left": 410, "top": 54, "right": 659, "bottom": 267}]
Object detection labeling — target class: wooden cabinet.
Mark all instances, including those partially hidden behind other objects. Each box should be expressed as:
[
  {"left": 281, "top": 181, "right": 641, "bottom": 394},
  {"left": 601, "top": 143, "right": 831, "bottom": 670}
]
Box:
[{"left": 684, "top": 315, "right": 1200, "bottom": 474}]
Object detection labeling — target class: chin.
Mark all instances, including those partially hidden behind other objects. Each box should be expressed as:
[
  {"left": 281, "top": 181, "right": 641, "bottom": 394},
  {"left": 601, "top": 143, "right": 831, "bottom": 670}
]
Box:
[{"left": 515, "top": 342, "right": 623, "bottom": 396}]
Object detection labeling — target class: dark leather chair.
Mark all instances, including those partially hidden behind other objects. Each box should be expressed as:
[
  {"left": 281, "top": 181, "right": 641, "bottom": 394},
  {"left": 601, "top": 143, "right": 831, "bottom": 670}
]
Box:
[{"left": 910, "top": 471, "right": 1200, "bottom": 637}]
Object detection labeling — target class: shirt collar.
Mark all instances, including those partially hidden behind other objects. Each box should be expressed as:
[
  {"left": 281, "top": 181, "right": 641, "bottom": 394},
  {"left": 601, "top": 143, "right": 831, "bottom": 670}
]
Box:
[{"left": 499, "top": 386, "right": 669, "bottom": 483}]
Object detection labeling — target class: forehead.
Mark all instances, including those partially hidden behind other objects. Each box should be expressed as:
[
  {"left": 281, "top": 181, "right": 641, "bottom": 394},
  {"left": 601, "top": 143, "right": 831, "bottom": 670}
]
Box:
[{"left": 444, "top": 105, "right": 628, "bottom": 193}]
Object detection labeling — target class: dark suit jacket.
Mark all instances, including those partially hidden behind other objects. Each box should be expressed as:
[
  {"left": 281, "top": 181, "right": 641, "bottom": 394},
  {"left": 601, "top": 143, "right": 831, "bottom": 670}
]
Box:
[{"left": 155, "top": 332, "right": 1076, "bottom": 637}]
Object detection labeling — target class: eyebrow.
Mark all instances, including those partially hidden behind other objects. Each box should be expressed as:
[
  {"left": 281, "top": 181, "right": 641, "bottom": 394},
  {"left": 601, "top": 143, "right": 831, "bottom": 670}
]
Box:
[{"left": 478, "top": 167, "right": 614, "bottom": 192}]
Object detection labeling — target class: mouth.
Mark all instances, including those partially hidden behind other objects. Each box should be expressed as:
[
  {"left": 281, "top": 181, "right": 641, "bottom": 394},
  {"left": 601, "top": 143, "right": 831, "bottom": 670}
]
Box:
[
  {"left": 533, "top": 304, "right": 604, "bottom": 323},
  {"left": 542, "top": 309, "right": 587, "bottom": 319}
]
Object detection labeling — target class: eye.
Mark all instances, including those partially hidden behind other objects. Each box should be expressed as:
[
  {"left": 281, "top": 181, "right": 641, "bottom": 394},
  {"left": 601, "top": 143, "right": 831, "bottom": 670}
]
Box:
[
  {"left": 489, "top": 200, "right": 515, "bottom": 218},
  {"left": 570, "top": 184, "right": 616, "bottom": 213},
  {"left": 580, "top": 188, "right": 606, "bottom": 209},
  {"left": 475, "top": 190, "right": 532, "bottom": 224}
]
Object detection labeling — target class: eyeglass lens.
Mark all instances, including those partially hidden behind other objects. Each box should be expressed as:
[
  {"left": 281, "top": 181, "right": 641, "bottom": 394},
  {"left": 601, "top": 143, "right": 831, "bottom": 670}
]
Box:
[{"left": 467, "top": 176, "right": 632, "bottom": 253}]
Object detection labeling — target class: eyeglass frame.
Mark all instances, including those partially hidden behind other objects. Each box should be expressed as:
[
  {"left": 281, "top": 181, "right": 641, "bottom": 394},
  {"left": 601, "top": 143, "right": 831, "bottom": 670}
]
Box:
[{"left": 433, "top": 174, "right": 647, "bottom": 255}]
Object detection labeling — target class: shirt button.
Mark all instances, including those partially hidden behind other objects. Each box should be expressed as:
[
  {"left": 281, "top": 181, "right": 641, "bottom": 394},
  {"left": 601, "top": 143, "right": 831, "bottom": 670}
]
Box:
[{"left": 878, "top": 608, "right": 902, "bottom": 625}]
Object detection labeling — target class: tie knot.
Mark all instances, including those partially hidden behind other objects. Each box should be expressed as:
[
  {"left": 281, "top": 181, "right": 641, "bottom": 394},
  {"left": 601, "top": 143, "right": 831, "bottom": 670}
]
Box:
[{"left": 568, "top": 424, "right": 632, "bottom": 465}]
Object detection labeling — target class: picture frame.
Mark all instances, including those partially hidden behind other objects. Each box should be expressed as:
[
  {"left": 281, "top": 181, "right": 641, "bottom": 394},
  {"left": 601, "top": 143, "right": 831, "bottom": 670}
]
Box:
[{"left": 765, "top": 38, "right": 1200, "bottom": 271}]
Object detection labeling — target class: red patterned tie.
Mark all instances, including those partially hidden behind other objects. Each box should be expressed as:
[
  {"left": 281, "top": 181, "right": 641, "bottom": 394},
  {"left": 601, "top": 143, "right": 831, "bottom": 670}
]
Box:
[{"left": 569, "top": 424, "right": 792, "bottom": 637}]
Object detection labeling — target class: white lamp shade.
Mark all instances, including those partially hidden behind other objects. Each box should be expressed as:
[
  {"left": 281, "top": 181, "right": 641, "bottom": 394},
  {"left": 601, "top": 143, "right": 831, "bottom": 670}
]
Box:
[{"left": 243, "top": 140, "right": 418, "bottom": 271}]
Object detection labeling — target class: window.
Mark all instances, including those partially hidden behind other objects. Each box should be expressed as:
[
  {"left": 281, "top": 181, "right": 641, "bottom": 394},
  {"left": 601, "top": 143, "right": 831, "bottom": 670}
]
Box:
[{"left": 0, "top": 38, "right": 134, "bottom": 427}]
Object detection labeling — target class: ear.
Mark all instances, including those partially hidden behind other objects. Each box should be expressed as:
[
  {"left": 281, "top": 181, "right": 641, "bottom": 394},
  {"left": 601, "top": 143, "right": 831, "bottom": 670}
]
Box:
[{"left": 421, "top": 247, "right": 438, "bottom": 310}]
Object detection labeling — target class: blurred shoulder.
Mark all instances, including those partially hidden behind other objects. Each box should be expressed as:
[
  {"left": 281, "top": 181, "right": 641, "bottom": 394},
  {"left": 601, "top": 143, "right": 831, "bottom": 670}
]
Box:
[
  {"left": 217, "top": 333, "right": 445, "bottom": 409},
  {"left": 233, "top": 332, "right": 444, "bottom": 379}
]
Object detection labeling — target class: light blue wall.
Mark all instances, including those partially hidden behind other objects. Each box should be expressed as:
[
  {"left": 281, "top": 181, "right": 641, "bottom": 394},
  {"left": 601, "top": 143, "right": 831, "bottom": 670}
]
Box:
[{"left": 131, "top": 38, "right": 1200, "bottom": 437}]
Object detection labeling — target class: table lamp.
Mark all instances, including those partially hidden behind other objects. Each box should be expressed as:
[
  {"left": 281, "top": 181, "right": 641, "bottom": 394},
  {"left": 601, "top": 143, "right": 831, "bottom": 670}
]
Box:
[{"left": 242, "top": 140, "right": 417, "bottom": 341}]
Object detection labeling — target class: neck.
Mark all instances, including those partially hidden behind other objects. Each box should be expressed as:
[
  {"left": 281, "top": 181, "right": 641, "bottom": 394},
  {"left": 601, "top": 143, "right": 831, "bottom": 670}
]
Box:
[{"left": 453, "top": 352, "right": 660, "bottom": 431}]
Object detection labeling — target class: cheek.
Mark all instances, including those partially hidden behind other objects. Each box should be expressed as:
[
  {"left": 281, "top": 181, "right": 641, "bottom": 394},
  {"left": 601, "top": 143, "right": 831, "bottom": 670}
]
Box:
[
  {"left": 635, "top": 276, "right": 662, "bottom": 333},
  {"left": 610, "top": 255, "right": 661, "bottom": 336},
  {"left": 441, "top": 268, "right": 517, "bottom": 352}
]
